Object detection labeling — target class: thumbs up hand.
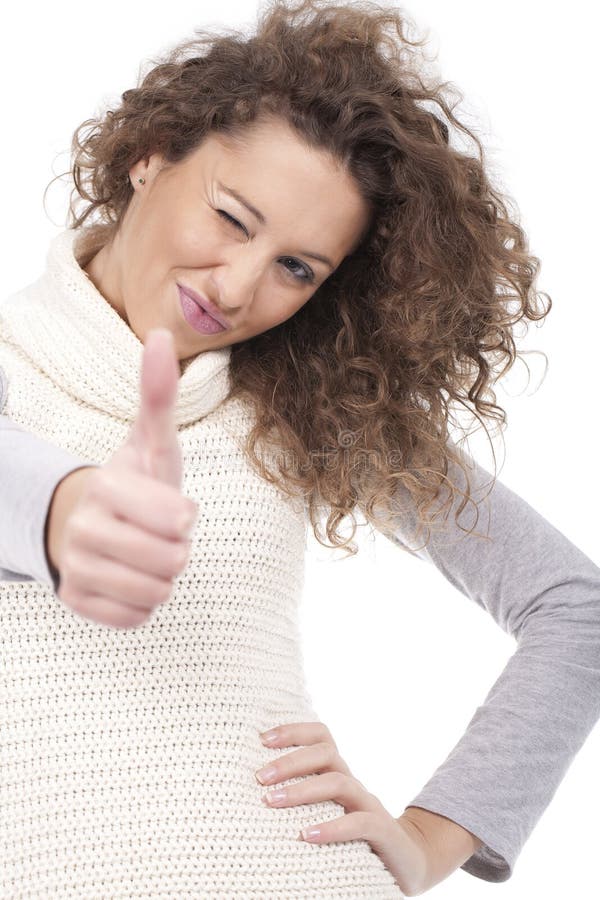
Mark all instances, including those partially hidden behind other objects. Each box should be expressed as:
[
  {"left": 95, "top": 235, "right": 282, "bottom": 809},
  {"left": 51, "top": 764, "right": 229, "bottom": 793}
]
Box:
[{"left": 52, "top": 329, "right": 198, "bottom": 630}]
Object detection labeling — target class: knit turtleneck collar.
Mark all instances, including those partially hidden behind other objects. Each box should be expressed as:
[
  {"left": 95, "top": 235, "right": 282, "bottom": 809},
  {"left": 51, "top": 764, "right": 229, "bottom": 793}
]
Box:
[{"left": 1, "top": 228, "right": 232, "bottom": 426}]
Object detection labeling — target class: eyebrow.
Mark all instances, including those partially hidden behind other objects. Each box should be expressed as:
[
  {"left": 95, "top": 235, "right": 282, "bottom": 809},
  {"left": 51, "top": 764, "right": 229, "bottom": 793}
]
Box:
[{"left": 217, "top": 180, "right": 335, "bottom": 270}]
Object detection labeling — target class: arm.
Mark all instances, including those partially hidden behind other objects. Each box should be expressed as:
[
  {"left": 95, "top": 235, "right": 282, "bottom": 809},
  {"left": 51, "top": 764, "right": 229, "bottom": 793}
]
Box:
[
  {"left": 388, "top": 486, "right": 491, "bottom": 892},
  {"left": 0, "top": 413, "right": 97, "bottom": 592},
  {"left": 376, "top": 437, "right": 600, "bottom": 884},
  {"left": 400, "top": 806, "right": 484, "bottom": 895}
]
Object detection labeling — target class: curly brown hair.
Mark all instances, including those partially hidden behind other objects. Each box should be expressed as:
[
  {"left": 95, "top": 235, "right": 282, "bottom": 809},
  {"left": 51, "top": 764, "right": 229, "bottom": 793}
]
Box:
[{"left": 47, "top": 0, "right": 552, "bottom": 557}]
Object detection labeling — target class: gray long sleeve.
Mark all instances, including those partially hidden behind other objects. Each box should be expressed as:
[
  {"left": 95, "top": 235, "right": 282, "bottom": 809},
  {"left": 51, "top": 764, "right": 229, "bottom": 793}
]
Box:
[
  {"left": 380, "top": 439, "right": 600, "bottom": 882},
  {"left": 0, "top": 369, "right": 93, "bottom": 591},
  {"left": 0, "top": 413, "right": 93, "bottom": 591}
]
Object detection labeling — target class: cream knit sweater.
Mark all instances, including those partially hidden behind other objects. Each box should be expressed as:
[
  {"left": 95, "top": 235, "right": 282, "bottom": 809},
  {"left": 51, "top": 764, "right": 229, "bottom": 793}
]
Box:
[{"left": 0, "top": 229, "right": 403, "bottom": 898}]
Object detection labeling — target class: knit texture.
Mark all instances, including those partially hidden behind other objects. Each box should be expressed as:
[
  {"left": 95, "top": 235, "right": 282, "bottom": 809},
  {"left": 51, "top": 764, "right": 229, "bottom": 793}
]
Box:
[{"left": 0, "top": 229, "right": 403, "bottom": 898}]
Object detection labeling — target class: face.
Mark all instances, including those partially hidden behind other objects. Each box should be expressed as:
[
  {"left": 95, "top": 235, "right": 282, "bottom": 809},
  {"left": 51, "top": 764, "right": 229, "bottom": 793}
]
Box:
[{"left": 83, "top": 118, "right": 372, "bottom": 374}]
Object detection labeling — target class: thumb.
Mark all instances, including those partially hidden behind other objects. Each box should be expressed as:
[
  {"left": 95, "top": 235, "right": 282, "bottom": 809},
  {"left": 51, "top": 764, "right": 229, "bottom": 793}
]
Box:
[{"left": 131, "top": 327, "right": 181, "bottom": 484}]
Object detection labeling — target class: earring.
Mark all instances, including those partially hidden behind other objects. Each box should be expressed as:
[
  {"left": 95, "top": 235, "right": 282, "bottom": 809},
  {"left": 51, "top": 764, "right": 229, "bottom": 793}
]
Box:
[{"left": 138, "top": 177, "right": 146, "bottom": 184}]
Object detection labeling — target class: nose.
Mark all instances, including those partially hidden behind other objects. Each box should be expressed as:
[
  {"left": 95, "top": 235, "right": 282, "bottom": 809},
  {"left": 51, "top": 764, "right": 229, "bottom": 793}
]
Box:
[{"left": 210, "top": 247, "right": 263, "bottom": 314}]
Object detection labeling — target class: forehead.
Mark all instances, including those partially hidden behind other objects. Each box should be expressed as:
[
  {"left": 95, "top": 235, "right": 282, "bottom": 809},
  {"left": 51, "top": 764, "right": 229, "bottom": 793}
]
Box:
[{"left": 193, "top": 124, "right": 372, "bottom": 258}]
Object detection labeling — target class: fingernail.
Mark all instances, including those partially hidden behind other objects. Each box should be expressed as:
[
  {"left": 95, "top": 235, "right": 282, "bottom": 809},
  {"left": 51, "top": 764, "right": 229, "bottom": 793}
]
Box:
[
  {"left": 255, "top": 765, "right": 277, "bottom": 785},
  {"left": 264, "top": 789, "right": 287, "bottom": 805},
  {"left": 300, "top": 827, "right": 321, "bottom": 841},
  {"left": 260, "top": 730, "right": 279, "bottom": 744}
]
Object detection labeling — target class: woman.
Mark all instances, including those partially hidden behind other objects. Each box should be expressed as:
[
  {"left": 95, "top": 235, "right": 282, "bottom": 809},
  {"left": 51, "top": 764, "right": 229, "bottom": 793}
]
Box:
[{"left": 1, "top": 0, "right": 599, "bottom": 895}]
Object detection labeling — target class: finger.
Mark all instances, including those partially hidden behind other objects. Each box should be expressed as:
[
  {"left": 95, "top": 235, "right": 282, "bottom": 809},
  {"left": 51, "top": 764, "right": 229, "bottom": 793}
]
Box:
[
  {"left": 299, "top": 808, "right": 429, "bottom": 895},
  {"left": 132, "top": 328, "right": 180, "bottom": 480},
  {"left": 86, "top": 466, "right": 197, "bottom": 541},
  {"left": 60, "top": 588, "right": 152, "bottom": 631},
  {"left": 72, "top": 505, "right": 190, "bottom": 581},
  {"left": 65, "top": 544, "right": 174, "bottom": 610},
  {"left": 255, "top": 741, "right": 353, "bottom": 786},
  {"left": 259, "top": 721, "right": 337, "bottom": 749},
  {"left": 298, "top": 809, "right": 383, "bottom": 844},
  {"left": 261, "top": 771, "right": 383, "bottom": 815}
]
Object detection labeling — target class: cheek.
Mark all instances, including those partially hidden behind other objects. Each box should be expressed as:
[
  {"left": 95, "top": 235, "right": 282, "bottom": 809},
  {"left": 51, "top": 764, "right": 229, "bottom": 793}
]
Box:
[
  {"left": 169, "top": 207, "right": 219, "bottom": 265},
  {"left": 255, "top": 293, "right": 311, "bottom": 330},
  {"left": 173, "top": 227, "right": 212, "bottom": 266}
]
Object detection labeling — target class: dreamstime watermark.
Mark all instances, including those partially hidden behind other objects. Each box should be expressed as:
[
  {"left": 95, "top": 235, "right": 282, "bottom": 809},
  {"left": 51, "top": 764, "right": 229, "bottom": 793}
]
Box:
[{"left": 255, "top": 428, "right": 405, "bottom": 474}]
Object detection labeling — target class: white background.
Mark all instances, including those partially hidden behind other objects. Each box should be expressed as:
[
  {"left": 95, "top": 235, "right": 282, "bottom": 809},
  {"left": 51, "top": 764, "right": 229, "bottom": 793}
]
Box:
[{"left": 2, "top": 1, "right": 598, "bottom": 896}]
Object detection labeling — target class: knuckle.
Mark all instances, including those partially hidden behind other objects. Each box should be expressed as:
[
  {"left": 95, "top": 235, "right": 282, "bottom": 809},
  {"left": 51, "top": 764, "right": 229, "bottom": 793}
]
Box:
[
  {"left": 68, "top": 512, "right": 90, "bottom": 543},
  {"left": 322, "top": 724, "right": 335, "bottom": 744},
  {"left": 355, "top": 811, "right": 374, "bottom": 836},
  {"left": 366, "top": 790, "right": 383, "bottom": 811},
  {"left": 329, "top": 771, "right": 349, "bottom": 792},
  {"left": 89, "top": 467, "right": 113, "bottom": 496},
  {"left": 320, "top": 740, "right": 337, "bottom": 762}
]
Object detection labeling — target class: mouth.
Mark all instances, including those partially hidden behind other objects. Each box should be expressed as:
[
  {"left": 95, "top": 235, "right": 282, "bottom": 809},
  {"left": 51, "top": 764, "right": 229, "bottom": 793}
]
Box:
[
  {"left": 177, "top": 285, "right": 230, "bottom": 335},
  {"left": 177, "top": 282, "right": 230, "bottom": 334}
]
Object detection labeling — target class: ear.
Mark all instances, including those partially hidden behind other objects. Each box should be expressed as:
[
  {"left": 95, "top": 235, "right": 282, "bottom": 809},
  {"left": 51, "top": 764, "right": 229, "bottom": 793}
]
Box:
[{"left": 129, "top": 152, "right": 168, "bottom": 185}]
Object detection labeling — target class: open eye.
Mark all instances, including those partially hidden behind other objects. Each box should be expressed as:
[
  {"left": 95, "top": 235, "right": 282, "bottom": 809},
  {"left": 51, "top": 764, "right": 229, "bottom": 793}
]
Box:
[{"left": 280, "top": 257, "right": 314, "bottom": 283}]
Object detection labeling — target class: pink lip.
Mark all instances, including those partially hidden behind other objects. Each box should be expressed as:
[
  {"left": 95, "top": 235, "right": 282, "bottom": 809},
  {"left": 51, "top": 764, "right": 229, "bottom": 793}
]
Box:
[{"left": 176, "top": 283, "right": 231, "bottom": 330}]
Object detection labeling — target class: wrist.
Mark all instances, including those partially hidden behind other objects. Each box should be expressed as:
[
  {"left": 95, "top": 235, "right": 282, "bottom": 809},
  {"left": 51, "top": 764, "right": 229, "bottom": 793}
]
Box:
[{"left": 398, "top": 806, "right": 484, "bottom": 895}]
